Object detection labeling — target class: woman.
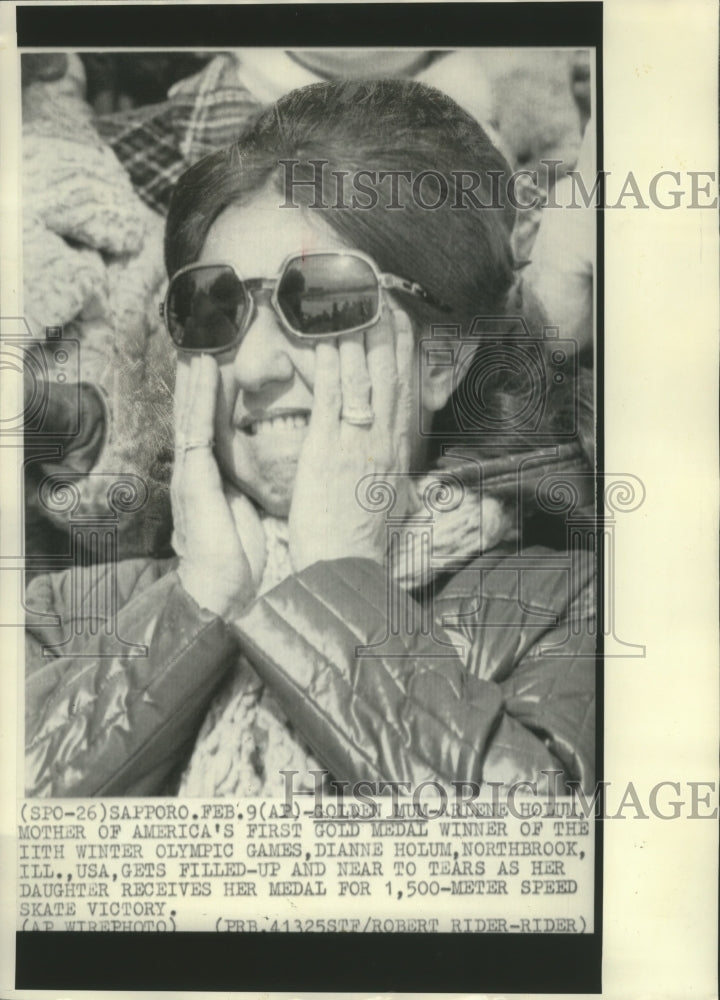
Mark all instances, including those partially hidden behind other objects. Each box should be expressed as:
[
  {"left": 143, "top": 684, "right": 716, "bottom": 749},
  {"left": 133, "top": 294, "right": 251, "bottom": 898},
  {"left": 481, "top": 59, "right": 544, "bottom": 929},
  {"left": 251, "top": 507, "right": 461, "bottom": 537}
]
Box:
[{"left": 25, "top": 80, "right": 595, "bottom": 798}]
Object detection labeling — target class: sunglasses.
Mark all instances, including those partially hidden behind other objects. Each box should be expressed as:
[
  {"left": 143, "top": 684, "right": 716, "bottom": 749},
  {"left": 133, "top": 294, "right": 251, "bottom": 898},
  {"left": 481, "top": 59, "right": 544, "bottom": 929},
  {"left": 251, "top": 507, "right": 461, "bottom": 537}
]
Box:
[{"left": 160, "top": 250, "right": 450, "bottom": 354}]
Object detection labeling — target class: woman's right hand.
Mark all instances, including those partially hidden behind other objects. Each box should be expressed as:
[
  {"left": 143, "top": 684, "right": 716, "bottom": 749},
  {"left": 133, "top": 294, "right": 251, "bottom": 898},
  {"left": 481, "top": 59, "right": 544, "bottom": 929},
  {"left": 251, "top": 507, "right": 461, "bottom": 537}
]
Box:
[{"left": 171, "top": 354, "right": 266, "bottom": 617}]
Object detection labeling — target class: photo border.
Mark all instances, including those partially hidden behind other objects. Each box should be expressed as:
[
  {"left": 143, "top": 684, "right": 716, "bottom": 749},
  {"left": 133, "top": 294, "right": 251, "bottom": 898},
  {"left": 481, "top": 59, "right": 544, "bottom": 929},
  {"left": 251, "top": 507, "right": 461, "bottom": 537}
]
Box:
[{"left": 12, "top": 2, "right": 603, "bottom": 993}]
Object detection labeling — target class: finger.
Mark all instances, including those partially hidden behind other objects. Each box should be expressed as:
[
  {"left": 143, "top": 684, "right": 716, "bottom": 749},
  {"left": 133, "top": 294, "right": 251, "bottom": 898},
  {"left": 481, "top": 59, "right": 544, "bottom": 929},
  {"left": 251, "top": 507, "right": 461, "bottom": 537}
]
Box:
[
  {"left": 366, "top": 310, "right": 399, "bottom": 427},
  {"left": 173, "top": 354, "right": 192, "bottom": 441},
  {"left": 183, "top": 354, "right": 218, "bottom": 443},
  {"left": 176, "top": 354, "right": 208, "bottom": 447},
  {"left": 392, "top": 306, "right": 415, "bottom": 386},
  {"left": 311, "top": 340, "right": 342, "bottom": 430},
  {"left": 390, "top": 307, "right": 416, "bottom": 468},
  {"left": 172, "top": 357, "right": 193, "bottom": 543},
  {"left": 178, "top": 355, "right": 223, "bottom": 493},
  {"left": 338, "top": 332, "right": 372, "bottom": 425},
  {"left": 175, "top": 354, "right": 214, "bottom": 448}
]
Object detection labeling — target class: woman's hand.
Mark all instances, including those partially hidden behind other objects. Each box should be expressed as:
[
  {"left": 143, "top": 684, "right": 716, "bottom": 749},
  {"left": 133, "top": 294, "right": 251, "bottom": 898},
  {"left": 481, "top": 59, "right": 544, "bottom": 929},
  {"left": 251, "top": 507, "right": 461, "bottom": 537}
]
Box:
[
  {"left": 289, "top": 305, "right": 417, "bottom": 572},
  {"left": 172, "top": 354, "right": 266, "bottom": 616}
]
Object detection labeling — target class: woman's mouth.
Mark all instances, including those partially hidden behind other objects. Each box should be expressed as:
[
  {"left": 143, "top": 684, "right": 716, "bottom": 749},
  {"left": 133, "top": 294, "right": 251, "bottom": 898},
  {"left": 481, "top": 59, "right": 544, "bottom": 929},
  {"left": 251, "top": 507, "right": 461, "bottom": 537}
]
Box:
[{"left": 239, "top": 409, "right": 311, "bottom": 436}]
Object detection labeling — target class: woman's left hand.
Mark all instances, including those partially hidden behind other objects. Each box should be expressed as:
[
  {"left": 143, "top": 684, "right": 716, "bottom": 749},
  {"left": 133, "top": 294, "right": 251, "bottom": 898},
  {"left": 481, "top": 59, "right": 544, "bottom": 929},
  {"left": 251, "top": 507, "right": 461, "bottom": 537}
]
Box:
[{"left": 289, "top": 305, "right": 417, "bottom": 572}]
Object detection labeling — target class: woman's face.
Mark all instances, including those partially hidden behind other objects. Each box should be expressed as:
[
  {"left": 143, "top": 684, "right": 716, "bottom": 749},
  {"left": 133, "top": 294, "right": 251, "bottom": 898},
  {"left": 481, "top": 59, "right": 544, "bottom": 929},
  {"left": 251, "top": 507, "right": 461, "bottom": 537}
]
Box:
[{"left": 198, "top": 187, "right": 441, "bottom": 516}]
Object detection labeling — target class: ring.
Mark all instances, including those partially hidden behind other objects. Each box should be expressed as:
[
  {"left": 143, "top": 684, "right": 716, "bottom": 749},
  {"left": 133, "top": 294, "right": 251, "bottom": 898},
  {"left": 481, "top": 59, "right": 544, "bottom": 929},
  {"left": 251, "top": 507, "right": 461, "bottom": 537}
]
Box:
[
  {"left": 341, "top": 405, "right": 375, "bottom": 427},
  {"left": 178, "top": 438, "right": 214, "bottom": 453}
]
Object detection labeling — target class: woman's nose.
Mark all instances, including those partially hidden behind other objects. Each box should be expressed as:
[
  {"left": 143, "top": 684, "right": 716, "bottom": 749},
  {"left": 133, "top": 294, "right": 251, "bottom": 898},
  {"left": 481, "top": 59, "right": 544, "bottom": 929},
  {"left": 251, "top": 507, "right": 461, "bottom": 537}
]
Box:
[{"left": 230, "top": 301, "right": 295, "bottom": 392}]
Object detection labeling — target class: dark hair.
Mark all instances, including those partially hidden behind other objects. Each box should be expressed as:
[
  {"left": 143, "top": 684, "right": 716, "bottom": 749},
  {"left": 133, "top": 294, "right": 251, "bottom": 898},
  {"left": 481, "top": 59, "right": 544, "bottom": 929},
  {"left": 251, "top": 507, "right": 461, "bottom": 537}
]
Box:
[{"left": 165, "top": 79, "right": 517, "bottom": 333}]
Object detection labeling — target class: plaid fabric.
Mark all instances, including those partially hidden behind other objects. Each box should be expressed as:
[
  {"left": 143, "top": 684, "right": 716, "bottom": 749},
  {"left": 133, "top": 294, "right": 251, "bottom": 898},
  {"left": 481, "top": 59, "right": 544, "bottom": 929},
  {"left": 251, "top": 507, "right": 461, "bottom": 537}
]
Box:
[{"left": 95, "top": 55, "right": 263, "bottom": 215}]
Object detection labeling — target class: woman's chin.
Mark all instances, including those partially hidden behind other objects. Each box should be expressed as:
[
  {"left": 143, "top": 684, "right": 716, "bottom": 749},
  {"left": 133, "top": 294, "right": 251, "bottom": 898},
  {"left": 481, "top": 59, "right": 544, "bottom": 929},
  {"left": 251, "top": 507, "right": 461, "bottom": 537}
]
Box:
[
  {"left": 223, "top": 460, "right": 297, "bottom": 518},
  {"left": 218, "top": 432, "right": 308, "bottom": 517},
  {"left": 254, "top": 454, "right": 301, "bottom": 516},
  {"left": 255, "top": 487, "right": 293, "bottom": 518}
]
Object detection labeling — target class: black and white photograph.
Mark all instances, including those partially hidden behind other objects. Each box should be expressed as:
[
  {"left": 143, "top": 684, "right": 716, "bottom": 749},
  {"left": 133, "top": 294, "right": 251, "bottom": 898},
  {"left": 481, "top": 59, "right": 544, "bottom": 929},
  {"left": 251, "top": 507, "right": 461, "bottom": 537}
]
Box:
[
  {"left": 1, "top": 1, "right": 717, "bottom": 997},
  {"left": 20, "top": 40, "right": 597, "bottom": 800}
]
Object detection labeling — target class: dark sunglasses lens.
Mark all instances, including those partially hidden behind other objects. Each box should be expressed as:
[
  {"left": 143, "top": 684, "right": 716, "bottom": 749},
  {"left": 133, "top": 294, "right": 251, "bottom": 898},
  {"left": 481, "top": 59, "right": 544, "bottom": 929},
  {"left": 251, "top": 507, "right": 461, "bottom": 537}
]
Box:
[
  {"left": 276, "top": 254, "right": 379, "bottom": 336},
  {"left": 167, "top": 266, "right": 246, "bottom": 351}
]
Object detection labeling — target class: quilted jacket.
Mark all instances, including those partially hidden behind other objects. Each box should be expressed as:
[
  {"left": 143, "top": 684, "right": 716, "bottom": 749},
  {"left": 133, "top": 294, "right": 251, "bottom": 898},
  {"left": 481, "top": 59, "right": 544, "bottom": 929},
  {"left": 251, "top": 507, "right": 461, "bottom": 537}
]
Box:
[{"left": 25, "top": 528, "right": 595, "bottom": 798}]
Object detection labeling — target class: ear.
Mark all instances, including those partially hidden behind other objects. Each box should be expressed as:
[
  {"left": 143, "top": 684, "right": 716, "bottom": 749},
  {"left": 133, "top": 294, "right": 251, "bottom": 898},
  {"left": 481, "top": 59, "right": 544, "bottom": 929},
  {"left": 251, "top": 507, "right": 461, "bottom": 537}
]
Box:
[{"left": 419, "top": 340, "right": 457, "bottom": 413}]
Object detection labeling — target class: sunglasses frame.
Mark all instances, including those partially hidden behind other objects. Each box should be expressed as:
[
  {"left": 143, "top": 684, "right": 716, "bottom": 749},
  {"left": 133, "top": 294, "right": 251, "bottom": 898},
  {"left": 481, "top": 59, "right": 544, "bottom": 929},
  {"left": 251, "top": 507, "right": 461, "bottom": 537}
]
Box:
[{"left": 160, "top": 249, "right": 449, "bottom": 354}]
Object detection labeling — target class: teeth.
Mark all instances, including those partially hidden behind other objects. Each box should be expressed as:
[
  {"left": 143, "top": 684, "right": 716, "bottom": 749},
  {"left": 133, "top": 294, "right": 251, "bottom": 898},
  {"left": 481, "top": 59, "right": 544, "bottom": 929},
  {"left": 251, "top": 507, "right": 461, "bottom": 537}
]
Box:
[{"left": 249, "top": 413, "right": 309, "bottom": 435}]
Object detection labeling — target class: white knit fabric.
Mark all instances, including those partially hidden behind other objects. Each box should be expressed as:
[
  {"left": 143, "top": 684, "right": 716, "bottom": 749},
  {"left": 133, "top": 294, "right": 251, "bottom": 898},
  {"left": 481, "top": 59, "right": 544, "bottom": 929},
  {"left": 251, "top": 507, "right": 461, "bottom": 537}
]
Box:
[{"left": 23, "top": 88, "right": 173, "bottom": 559}]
